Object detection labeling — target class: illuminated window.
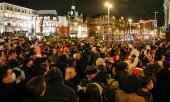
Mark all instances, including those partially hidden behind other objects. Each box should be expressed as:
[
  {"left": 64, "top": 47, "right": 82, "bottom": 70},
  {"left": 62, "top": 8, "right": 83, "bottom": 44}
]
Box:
[{"left": 5, "top": 13, "right": 8, "bottom": 17}]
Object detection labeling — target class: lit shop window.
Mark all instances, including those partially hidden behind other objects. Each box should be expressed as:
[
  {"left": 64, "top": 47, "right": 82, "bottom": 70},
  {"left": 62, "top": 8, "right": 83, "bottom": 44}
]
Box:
[
  {"left": 4, "top": 22, "right": 7, "bottom": 25},
  {"left": 5, "top": 13, "right": 9, "bottom": 17},
  {"left": 53, "top": 17, "right": 57, "bottom": 20}
]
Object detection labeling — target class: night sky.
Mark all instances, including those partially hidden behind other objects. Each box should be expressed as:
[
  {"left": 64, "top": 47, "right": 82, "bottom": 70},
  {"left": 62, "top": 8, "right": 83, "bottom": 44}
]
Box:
[{"left": 1, "top": 0, "right": 165, "bottom": 26}]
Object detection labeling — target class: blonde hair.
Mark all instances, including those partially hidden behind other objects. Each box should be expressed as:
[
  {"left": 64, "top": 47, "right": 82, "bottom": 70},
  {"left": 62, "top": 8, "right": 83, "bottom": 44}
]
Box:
[{"left": 65, "top": 67, "right": 76, "bottom": 81}]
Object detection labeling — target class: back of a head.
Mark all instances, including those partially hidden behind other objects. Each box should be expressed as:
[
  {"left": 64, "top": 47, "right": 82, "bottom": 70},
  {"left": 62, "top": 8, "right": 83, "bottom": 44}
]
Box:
[
  {"left": 85, "top": 83, "right": 102, "bottom": 102},
  {"left": 26, "top": 76, "right": 45, "bottom": 97},
  {"left": 46, "top": 67, "right": 63, "bottom": 84},
  {"left": 85, "top": 65, "right": 97, "bottom": 75},
  {"left": 96, "top": 58, "right": 106, "bottom": 67},
  {"left": 140, "top": 76, "right": 152, "bottom": 88},
  {"left": 122, "top": 75, "right": 140, "bottom": 94},
  {"left": 116, "top": 62, "right": 128, "bottom": 71}
]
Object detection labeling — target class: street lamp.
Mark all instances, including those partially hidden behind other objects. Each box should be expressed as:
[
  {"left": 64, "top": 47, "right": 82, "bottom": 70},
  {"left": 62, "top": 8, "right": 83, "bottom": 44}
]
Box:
[
  {"left": 97, "top": 26, "right": 100, "bottom": 39},
  {"left": 128, "top": 18, "right": 132, "bottom": 34},
  {"left": 105, "top": 2, "right": 112, "bottom": 40},
  {"left": 127, "top": 18, "right": 132, "bottom": 40}
]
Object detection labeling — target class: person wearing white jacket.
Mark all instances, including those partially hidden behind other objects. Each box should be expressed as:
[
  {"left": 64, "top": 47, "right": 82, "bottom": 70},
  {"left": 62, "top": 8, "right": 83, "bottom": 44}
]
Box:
[{"left": 125, "top": 48, "right": 140, "bottom": 74}]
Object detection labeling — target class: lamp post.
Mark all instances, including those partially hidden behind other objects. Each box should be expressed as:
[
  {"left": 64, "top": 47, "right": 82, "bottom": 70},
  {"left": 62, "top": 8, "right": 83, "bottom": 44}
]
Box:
[
  {"left": 128, "top": 18, "right": 132, "bottom": 34},
  {"left": 128, "top": 18, "right": 132, "bottom": 40},
  {"left": 153, "top": 11, "right": 158, "bottom": 45},
  {"left": 97, "top": 26, "right": 100, "bottom": 39},
  {"left": 105, "top": 2, "right": 112, "bottom": 40}
]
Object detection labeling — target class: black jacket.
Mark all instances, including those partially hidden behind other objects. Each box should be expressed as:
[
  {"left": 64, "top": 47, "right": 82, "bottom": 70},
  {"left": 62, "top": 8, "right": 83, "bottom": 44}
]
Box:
[
  {"left": 45, "top": 81, "right": 77, "bottom": 102},
  {"left": 0, "top": 82, "right": 25, "bottom": 102},
  {"left": 23, "top": 96, "right": 45, "bottom": 102}
]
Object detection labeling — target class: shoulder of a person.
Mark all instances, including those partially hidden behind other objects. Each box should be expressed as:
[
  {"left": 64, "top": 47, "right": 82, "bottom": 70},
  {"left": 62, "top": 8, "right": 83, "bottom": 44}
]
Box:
[{"left": 129, "top": 93, "right": 145, "bottom": 102}]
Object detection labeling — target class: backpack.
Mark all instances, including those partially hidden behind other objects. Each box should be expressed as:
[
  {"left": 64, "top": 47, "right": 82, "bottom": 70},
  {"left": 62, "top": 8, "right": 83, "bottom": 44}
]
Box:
[{"left": 104, "top": 75, "right": 119, "bottom": 102}]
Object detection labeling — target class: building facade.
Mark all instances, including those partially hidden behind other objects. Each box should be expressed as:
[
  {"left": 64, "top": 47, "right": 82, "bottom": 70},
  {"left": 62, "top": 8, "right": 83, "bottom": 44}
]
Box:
[
  {"left": 164, "top": 0, "right": 170, "bottom": 40},
  {"left": 87, "top": 14, "right": 128, "bottom": 40},
  {"left": 36, "top": 10, "right": 59, "bottom": 36},
  {"left": 0, "top": 2, "right": 87, "bottom": 38},
  {"left": 0, "top": 2, "right": 36, "bottom": 34},
  {"left": 68, "top": 5, "right": 88, "bottom": 38}
]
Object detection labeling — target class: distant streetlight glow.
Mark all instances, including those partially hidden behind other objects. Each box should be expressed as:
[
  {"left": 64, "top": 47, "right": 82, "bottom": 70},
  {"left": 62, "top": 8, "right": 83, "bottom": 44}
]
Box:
[{"left": 97, "top": 26, "right": 100, "bottom": 39}]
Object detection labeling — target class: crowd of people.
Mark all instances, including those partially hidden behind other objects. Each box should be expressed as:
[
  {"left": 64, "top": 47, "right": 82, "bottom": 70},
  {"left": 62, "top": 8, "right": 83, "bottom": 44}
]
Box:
[{"left": 0, "top": 36, "right": 170, "bottom": 102}]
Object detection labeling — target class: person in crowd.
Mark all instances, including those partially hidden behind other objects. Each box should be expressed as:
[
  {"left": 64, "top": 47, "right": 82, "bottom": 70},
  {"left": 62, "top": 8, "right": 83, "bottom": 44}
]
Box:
[
  {"left": 115, "top": 75, "right": 145, "bottom": 102},
  {"left": 0, "top": 50, "right": 7, "bottom": 65},
  {"left": 86, "top": 64, "right": 108, "bottom": 85},
  {"left": 155, "top": 61, "right": 170, "bottom": 102},
  {"left": 21, "top": 57, "right": 34, "bottom": 80},
  {"left": 89, "top": 47, "right": 100, "bottom": 65},
  {"left": 45, "top": 67, "right": 77, "bottom": 102},
  {"left": 85, "top": 65, "right": 98, "bottom": 83},
  {"left": 76, "top": 52, "right": 88, "bottom": 79},
  {"left": 124, "top": 46, "right": 139, "bottom": 73},
  {"left": 48, "top": 47, "right": 59, "bottom": 67},
  {"left": 7, "top": 49, "right": 17, "bottom": 61},
  {"left": 115, "top": 62, "right": 129, "bottom": 89},
  {"left": 0, "top": 65, "right": 24, "bottom": 102},
  {"left": 15, "top": 46, "right": 24, "bottom": 67},
  {"left": 143, "top": 45, "right": 151, "bottom": 63},
  {"left": 23, "top": 76, "right": 46, "bottom": 102},
  {"left": 84, "top": 83, "right": 103, "bottom": 102},
  {"left": 138, "top": 76, "right": 154, "bottom": 102},
  {"left": 144, "top": 56, "right": 157, "bottom": 83},
  {"left": 165, "top": 46, "right": 170, "bottom": 62},
  {"left": 39, "top": 61, "right": 49, "bottom": 77},
  {"left": 65, "top": 67, "right": 79, "bottom": 92},
  {"left": 131, "top": 68, "right": 145, "bottom": 79},
  {"left": 32, "top": 57, "right": 49, "bottom": 77}
]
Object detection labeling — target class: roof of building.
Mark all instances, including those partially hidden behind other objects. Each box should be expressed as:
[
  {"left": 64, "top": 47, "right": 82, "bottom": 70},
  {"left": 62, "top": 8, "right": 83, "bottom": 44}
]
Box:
[{"left": 38, "top": 10, "right": 57, "bottom": 15}]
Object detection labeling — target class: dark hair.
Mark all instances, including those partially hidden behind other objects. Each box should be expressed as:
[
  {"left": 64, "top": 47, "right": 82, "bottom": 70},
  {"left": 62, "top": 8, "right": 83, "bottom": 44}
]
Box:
[
  {"left": 85, "top": 84, "right": 102, "bottom": 102},
  {"left": 8, "top": 49, "right": 16, "bottom": 56},
  {"left": 116, "top": 62, "right": 128, "bottom": 71},
  {"left": 40, "top": 63, "right": 49, "bottom": 76},
  {"left": 163, "top": 61, "right": 170, "bottom": 70},
  {"left": 32, "top": 57, "right": 48, "bottom": 77},
  {"left": 46, "top": 67, "right": 63, "bottom": 84},
  {"left": 15, "top": 46, "right": 22, "bottom": 55},
  {"left": 26, "top": 76, "right": 45, "bottom": 97},
  {"left": 0, "top": 65, "right": 10, "bottom": 85},
  {"left": 123, "top": 75, "right": 140, "bottom": 94},
  {"left": 7, "top": 59, "right": 19, "bottom": 69},
  {"left": 140, "top": 76, "right": 152, "bottom": 88}
]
